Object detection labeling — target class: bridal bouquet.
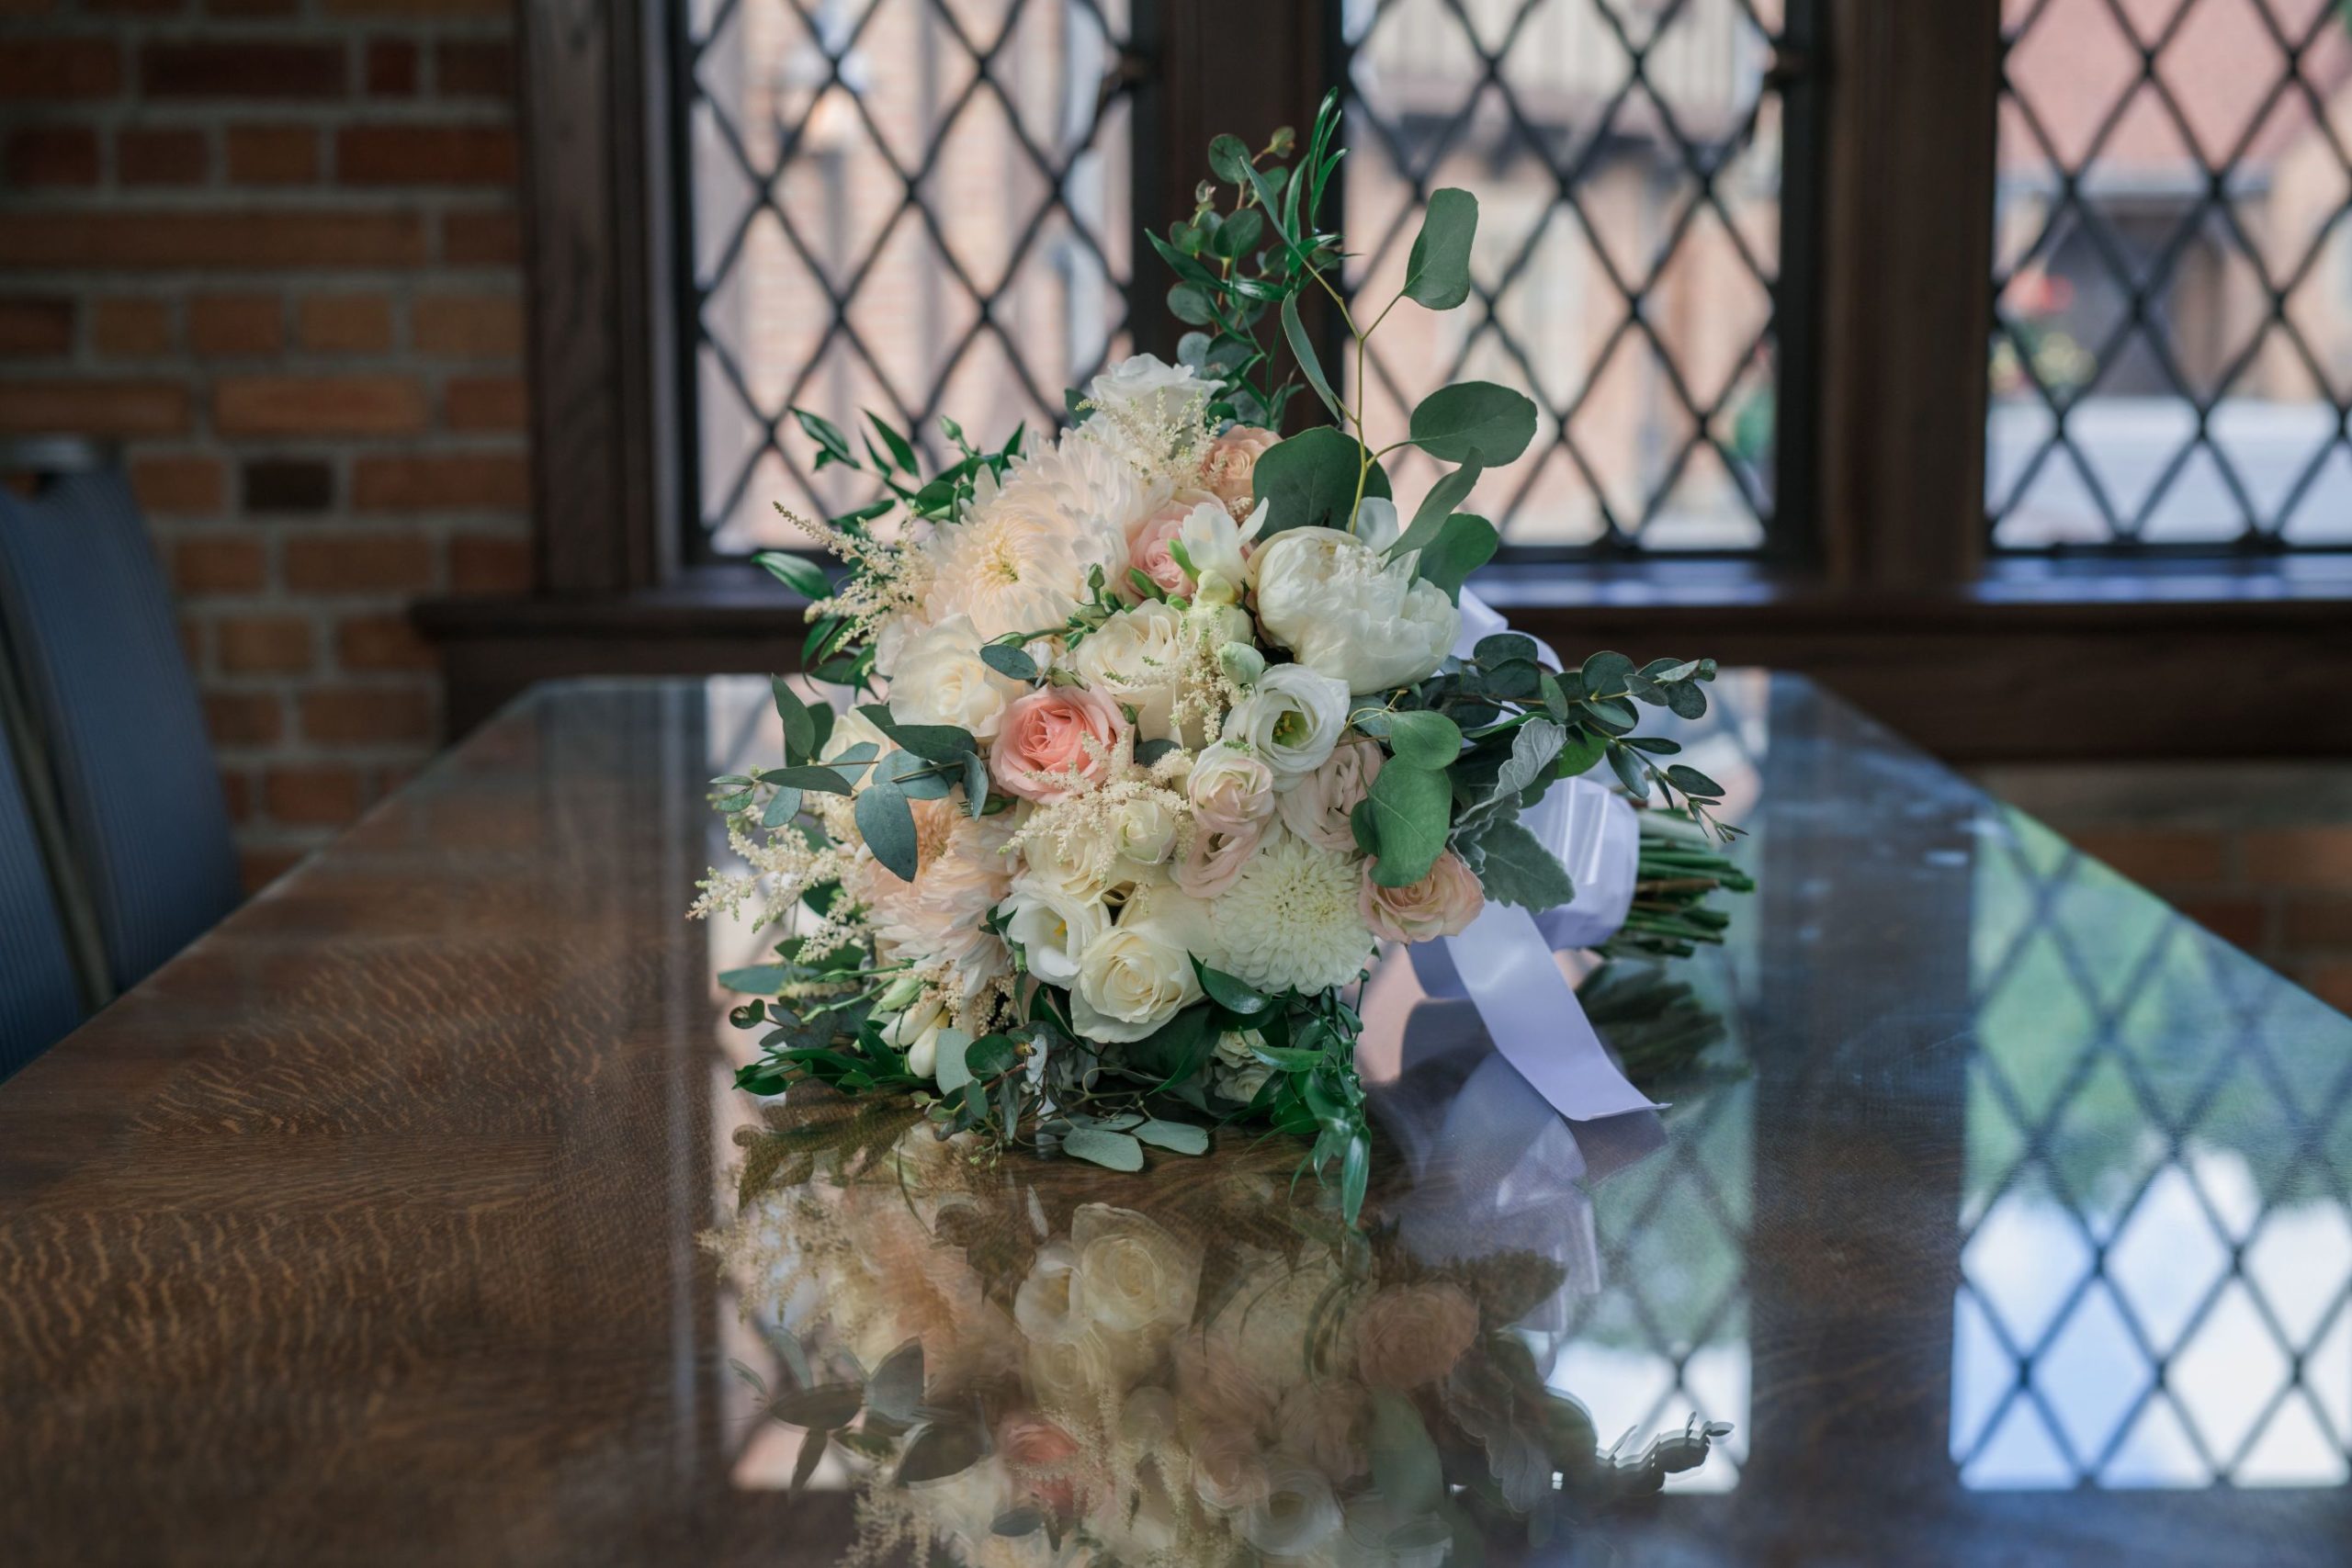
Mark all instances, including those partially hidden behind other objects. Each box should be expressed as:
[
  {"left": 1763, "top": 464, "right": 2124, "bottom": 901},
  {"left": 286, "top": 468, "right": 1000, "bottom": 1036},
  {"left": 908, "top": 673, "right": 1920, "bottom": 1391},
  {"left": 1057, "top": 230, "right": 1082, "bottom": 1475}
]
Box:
[
  {"left": 695, "top": 96, "right": 1745, "bottom": 1217},
  {"left": 716, "top": 1101, "right": 1731, "bottom": 1563}
]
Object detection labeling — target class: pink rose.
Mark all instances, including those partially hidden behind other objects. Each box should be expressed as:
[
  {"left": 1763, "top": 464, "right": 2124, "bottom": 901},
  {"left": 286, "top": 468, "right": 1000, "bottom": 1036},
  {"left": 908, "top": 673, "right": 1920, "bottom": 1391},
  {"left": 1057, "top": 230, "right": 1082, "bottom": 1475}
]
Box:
[
  {"left": 1200, "top": 425, "right": 1279, "bottom": 516},
  {"left": 1000, "top": 1413, "right": 1087, "bottom": 1517},
  {"left": 1355, "top": 1282, "right": 1479, "bottom": 1390},
  {"left": 991, "top": 686, "right": 1129, "bottom": 803},
  {"left": 1187, "top": 742, "right": 1276, "bottom": 836},
  {"left": 1277, "top": 738, "right": 1383, "bottom": 852},
  {"left": 1124, "top": 496, "right": 1200, "bottom": 601},
  {"left": 1175, "top": 820, "right": 1265, "bottom": 898},
  {"left": 1360, "top": 851, "right": 1484, "bottom": 943}
]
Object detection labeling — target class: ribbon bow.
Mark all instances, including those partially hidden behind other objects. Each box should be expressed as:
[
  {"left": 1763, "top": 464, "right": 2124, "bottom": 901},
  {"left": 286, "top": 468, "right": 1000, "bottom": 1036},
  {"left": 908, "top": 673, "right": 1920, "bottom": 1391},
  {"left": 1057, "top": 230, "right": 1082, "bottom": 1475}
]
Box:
[{"left": 1405, "top": 589, "right": 1663, "bottom": 1128}]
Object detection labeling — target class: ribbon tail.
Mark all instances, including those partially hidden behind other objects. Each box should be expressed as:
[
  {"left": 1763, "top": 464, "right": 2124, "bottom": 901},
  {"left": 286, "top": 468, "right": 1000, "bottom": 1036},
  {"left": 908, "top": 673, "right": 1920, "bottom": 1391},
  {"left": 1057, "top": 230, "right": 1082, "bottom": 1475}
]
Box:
[{"left": 1444, "top": 900, "right": 1662, "bottom": 1122}]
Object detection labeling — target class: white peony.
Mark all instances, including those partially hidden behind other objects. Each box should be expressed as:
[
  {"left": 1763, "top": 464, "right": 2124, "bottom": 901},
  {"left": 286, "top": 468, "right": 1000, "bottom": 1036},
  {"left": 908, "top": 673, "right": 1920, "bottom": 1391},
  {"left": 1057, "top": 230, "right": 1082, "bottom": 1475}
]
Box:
[
  {"left": 1251, "top": 525, "right": 1461, "bottom": 694},
  {"left": 1074, "top": 600, "right": 1187, "bottom": 740},
  {"left": 1209, "top": 828, "right": 1376, "bottom": 994},
  {"left": 1071, "top": 919, "right": 1203, "bottom": 1043},
  {"left": 922, "top": 430, "right": 1146, "bottom": 641},
  {"left": 886, "top": 615, "right": 1023, "bottom": 741},
  {"left": 1224, "top": 662, "right": 1350, "bottom": 784},
  {"left": 1001, "top": 874, "right": 1109, "bottom": 986}
]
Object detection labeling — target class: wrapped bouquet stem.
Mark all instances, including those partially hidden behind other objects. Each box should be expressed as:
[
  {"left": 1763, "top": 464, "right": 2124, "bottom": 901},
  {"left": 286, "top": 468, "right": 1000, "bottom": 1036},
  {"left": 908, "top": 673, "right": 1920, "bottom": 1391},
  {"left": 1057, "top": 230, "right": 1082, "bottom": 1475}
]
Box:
[{"left": 694, "top": 95, "right": 1748, "bottom": 1217}]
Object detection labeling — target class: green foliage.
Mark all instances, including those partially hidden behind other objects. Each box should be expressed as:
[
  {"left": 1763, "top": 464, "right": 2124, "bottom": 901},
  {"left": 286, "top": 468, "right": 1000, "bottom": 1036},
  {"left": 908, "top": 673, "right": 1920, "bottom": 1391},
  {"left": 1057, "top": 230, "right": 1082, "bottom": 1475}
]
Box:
[
  {"left": 1253, "top": 425, "right": 1390, "bottom": 534},
  {"left": 1402, "top": 187, "right": 1478, "bottom": 310},
  {"left": 1408, "top": 381, "right": 1538, "bottom": 465},
  {"left": 1363, "top": 761, "right": 1452, "bottom": 886}
]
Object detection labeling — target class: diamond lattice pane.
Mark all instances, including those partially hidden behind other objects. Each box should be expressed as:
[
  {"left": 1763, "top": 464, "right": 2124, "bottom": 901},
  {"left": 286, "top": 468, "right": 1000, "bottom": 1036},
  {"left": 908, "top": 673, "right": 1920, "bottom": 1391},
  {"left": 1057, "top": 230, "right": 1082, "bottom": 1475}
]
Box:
[
  {"left": 684, "top": 0, "right": 1136, "bottom": 554},
  {"left": 1987, "top": 0, "right": 2352, "bottom": 549},
  {"left": 1343, "top": 0, "right": 1785, "bottom": 553}
]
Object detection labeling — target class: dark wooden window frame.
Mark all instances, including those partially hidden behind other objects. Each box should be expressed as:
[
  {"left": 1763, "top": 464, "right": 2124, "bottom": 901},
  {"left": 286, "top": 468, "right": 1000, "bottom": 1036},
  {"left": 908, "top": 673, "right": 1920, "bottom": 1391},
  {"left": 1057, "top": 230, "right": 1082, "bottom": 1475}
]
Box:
[{"left": 419, "top": 0, "right": 2352, "bottom": 759}]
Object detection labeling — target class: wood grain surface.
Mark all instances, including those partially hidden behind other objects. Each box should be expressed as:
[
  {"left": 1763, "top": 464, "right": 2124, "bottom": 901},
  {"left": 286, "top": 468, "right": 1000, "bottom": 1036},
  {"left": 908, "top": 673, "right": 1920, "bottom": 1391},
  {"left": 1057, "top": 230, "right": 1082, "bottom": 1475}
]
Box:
[{"left": 1, "top": 677, "right": 2346, "bottom": 1566}]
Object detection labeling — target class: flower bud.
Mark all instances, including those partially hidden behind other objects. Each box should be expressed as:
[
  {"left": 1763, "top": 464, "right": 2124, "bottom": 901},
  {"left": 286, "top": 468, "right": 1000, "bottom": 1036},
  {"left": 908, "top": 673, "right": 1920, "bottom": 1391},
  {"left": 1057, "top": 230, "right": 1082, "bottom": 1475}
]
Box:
[{"left": 1217, "top": 641, "right": 1266, "bottom": 687}]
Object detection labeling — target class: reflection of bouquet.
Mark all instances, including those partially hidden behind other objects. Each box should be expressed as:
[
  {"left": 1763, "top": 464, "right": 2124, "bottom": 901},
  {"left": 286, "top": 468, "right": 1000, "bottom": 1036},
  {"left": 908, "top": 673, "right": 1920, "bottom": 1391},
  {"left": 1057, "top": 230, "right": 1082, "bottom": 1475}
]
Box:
[
  {"left": 716, "top": 1105, "right": 1729, "bottom": 1565},
  {"left": 694, "top": 95, "right": 1745, "bottom": 1210}
]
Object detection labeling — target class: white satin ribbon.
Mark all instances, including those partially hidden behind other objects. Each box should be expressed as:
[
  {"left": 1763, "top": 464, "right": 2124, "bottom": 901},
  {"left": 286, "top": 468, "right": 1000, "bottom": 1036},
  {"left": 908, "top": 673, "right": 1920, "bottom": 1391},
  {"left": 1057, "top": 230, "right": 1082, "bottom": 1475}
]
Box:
[{"left": 1403, "top": 589, "right": 1663, "bottom": 1124}]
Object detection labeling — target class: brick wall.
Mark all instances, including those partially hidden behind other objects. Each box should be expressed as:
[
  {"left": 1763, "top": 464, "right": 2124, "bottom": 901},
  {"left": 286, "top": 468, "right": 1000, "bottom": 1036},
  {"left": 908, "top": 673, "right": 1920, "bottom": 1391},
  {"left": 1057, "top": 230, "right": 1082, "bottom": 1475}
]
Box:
[
  {"left": 0, "top": 0, "right": 530, "bottom": 888},
  {"left": 1980, "top": 762, "right": 2352, "bottom": 1017}
]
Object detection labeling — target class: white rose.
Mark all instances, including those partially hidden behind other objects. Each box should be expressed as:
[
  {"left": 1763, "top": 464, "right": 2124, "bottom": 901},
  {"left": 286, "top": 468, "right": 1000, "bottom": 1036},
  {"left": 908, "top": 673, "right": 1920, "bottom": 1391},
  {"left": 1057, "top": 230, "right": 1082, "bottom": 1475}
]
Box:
[
  {"left": 1188, "top": 741, "right": 1277, "bottom": 833},
  {"left": 1086, "top": 353, "right": 1215, "bottom": 432},
  {"left": 1071, "top": 1203, "right": 1201, "bottom": 1337},
  {"left": 1224, "top": 662, "right": 1349, "bottom": 784},
  {"left": 887, "top": 615, "right": 1024, "bottom": 741},
  {"left": 1223, "top": 1062, "right": 1272, "bottom": 1105},
  {"left": 1001, "top": 875, "right": 1110, "bottom": 986},
  {"left": 1070, "top": 920, "right": 1202, "bottom": 1043},
  {"left": 1114, "top": 795, "right": 1182, "bottom": 865},
  {"left": 1250, "top": 526, "right": 1462, "bottom": 694},
  {"left": 1075, "top": 600, "right": 1186, "bottom": 740}
]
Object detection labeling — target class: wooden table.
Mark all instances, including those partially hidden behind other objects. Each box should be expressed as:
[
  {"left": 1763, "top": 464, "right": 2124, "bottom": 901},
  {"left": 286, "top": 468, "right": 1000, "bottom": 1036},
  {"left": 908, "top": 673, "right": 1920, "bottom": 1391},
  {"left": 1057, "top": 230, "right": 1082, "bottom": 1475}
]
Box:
[{"left": 3, "top": 676, "right": 2346, "bottom": 1565}]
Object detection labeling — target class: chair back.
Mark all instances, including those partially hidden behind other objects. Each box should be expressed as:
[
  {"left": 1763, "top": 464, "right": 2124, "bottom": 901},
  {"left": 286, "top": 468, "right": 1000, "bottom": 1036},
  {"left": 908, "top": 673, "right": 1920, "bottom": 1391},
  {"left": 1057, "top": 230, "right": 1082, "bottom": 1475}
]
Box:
[
  {"left": 0, "top": 466, "right": 240, "bottom": 992},
  {"left": 0, "top": 721, "right": 85, "bottom": 1078}
]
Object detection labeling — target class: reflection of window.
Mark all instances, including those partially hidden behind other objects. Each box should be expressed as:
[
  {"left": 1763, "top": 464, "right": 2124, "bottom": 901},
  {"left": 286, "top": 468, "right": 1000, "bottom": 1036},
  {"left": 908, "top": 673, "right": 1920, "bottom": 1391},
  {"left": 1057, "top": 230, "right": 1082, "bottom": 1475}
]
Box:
[
  {"left": 1989, "top": 0, "right": 2352, "bottom": 549},
  {"left": 680, "top": 0, "right": 1136, "bottom": 557},
  {"left": 1954, "top": 814, "right": 2352, "bottom": 1488},
  {"left": 1340, "top": 0, "right": 1789, "bottom": 554}
]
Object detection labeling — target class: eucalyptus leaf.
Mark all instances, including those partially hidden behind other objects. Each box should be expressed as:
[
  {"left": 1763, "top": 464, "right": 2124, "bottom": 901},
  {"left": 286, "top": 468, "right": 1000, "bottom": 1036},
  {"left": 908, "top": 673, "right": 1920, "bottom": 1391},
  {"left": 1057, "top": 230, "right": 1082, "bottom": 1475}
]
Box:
[
  {"left": 770, "top": 1383, "right": 864, "bottom": 1431},
  {"left": 717, "top": 964, "right": 792, "bottom": 996},
  {"left": 789, "top": 1427, "right": 828, "bottom": 1495},
  {"left": 760, "top": 764, "right": 854, "bottom": 794},
  {"left": 1133, "top": 1119, "right": 1211, "bottom": 1156},
  {"left": 1169, "top": 282, "right": 1218, "bottom": 326},
  {"left": 1580, "top": 650, "right": 1636, "bottom": 697},
  {"left": 1408, "top": 381, "right": 1537, "bottom": 465},
  {"left": 855, "top": 779, "right": 919, "bottom": 881},
  {"left": 1388, "top": 450, "right": 1485, "bottom": 561},
  {"left": 771, "top": 675, "right": 817, "bottom": 761},
  {"left": 1063, "top": 1126, "right": 1145, "bottom": 1171},
  {"left": 1412, "top": 513, "right": 1498, "bottom": 599},
  {"left": 897, "top": 1419, "right": 989, "bottom": 1485},
  {"left": 1667, "top": 763, "right": 1726, "bottom": 799},
  {"left": 1608, "top": 742, "right": 1652, "bottom": 800},
  {"left": 933, "top": 1028, "right": 977, "bottom": 1096},
  {"left": 1280, "top": 294, "right": 1343, "bottom": 423},
  {"left": 979, "top": 641, "right": 1037, "bottom": 681},
  {"left": 1402, "top": 186, "right": 1477, "bottom": 310},
  {"left": 1206, "top": 132, "right": 1253, "bottom": 183},
  {"left": 1369, "top": 1391, "right": 1445, "bottom": 1514},
  {"left": 865, "top": 1340, "right": 926, "bottom": 1427},
  {"left": 1365, "top": 762, "right": 1452, "bottom": 886},
  {"left": 1385, "top": 709, "right": 1463, "bottom": 769},
  {"left": 1252, "top": 425, "right": 1389, "bottom": 535},
  {"left": 761, "top": 785, "right": 802, "bottom": 829}
]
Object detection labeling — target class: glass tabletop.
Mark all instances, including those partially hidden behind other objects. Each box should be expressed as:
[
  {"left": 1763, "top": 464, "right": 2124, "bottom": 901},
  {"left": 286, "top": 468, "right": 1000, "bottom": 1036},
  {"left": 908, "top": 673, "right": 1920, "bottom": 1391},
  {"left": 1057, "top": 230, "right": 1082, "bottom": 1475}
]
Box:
[{"left": 0, "top": 673, "right": 2343, "bottom": 1565}]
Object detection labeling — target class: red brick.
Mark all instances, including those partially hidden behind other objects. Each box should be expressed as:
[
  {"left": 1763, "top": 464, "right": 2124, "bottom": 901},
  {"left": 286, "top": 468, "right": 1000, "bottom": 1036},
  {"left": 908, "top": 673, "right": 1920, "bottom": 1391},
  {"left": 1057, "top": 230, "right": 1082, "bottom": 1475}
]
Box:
[
  {"left": 188, "top": 294, "right": 282, "bottom": 355},
  {"left": 2245, "top": 828, "right": 2352, "bottom": 891},
  {"left": 240, "top": 846, "right": 304, "bottom": 893},
  {"left": 118, "top": 128, "right": 209, "bottom": 185},
  {"left": 203, "top": 690, "right": 284, "bottom": 746},
  {"left": 0, "top": 298, "right": 74, "bottom": 356},
  {"left": 299, "top": 685, "right": 433, "bottom": 744},
  {"left": 336, "top": 125, "right": 516, "bottom": 186},
  {"left": 90, "top": 0, "right": 187, "bottom": 12},
  {"left": 215, "top": 376, "right": 427, "bottom": 435},
  {"left": 0, "top": 0, "right": 52, "bottom": 14},
  {"left": 141, "top": 41, "right": 345, "bottom": 99},
  {"left": 243, "top": 458, "right": 334, "bottom": 512},
  {"left": 411, "top": 293, "right": 521, "bottom": 358},
  {"left": 366, "top": 38, "right": 417, "bottom": 95},
  {"left": 434, "top": 39, "right": 511, "bottom": 98},
  {"left": 283, "top": 533, "right": 435, "bottom": 592},
  {"left": 0, "top": 210, "right": 429, "bottom": 270},
  {"left": 0, "top": 41, "right": 122, "bottom": 98},
  {"left": 6, "top": 126, "right": 99, "bottom": 186},
  {"left": 294, "top": 293, "right": 391, "bottom": 353},
  {"left": 2306, "top": 960, "right": 2352, "bottom": 1016},
  {"left": 2069, "top": 828, "right": 2231, "bottom": 888},
  {"left": 2175, "top": 895, "right": 2267, "bottom": 954},
  {"left": 91, "top": 297, "right": 173, "bottom": 356},
  {"left": 448, "top": 532, "right": 530, "bottom": 592},
  {"left": 2283, "top": 895, "right": 2352, "bottom": 951},
  {"left": 224, "top": 124, "right": 317, "bottom": 185},
  {"left": 219, "top": 768, "right": 252, "bottom": 824},
  {"left": 323, "top": 0, "right": 504, "bottom": 15},
  {"left": 216, "top": 614, "right": 314, "bottom": 674},
  {"left": 445, "top": 375, "right": 526, "bottom": 430},
  {"left": 263, "top": 763, "right": 365, "bottom": 826},
  {"left": 0, "top": 379, "right": 189, "bottom": 435},
  {"left": 352, "top": 452, "right": 526, "bottom": 511},
  {"left": 130, "top": 453, "right": 223, "bottom": 513},
  {"left": 335, "top": 611, "right": 435, "bottom": 671},
  {"left": 439, "top": 209, "right": 519, "bottom": 266},
  {"left": 173, "top": 532, "right": 266, "bottom": 593},
  {"left": 206, "top": 0, "right": 295, "bottom": 14}
]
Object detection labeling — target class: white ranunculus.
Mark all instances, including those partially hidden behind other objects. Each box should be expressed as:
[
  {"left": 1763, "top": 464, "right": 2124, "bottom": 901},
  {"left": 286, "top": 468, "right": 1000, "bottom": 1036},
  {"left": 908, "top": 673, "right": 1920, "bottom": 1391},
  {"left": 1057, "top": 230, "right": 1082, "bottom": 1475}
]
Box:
[
  {"left": 1086, "top": 353, "right": 1216, "bottom": 433},
  {"left": 886, "top": 615, "right": 1023, "bottom": 741},
  {"left": 1224, "top": 662, "right": 1350, "bottom": 784},
  {"left": 1001, "top": 875, "right": 1109, "bottom": 986},
  {"left": 1250, "top": 526, "right": 1461, "bottom": 694},
  {"left": 1075, "top": 600, "right": 1187, "bottom": 740},
  {"left": 1070, "top": 920, "right": 1202, "bottom": 1043}
]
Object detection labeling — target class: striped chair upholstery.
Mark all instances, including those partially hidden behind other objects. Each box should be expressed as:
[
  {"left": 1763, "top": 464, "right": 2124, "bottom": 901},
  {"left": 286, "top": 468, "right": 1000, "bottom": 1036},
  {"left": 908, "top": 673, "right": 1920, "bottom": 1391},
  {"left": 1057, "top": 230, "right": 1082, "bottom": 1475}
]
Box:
[
  {"left": 0, "top": 469, "right": 240, "bottom": 993},
  {"left": 0, "top": 726, "right": 84, "bottom": 1078}
]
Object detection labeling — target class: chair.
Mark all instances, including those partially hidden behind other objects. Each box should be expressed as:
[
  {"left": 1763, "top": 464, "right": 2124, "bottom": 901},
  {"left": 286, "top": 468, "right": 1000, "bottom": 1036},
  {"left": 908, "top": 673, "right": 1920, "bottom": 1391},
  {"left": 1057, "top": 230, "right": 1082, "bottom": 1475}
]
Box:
[
  {"left": 0, "top": 456, "right": 241, "bottom": 994},
  {"left": 0, "top": 677, "right": 88, "bottom": 1078}
]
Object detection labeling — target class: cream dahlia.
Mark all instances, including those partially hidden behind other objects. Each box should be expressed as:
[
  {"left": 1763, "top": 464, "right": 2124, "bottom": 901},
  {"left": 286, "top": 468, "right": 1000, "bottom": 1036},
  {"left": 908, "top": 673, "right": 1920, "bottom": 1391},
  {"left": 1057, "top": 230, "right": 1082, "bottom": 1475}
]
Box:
[{"left": 1208, "top": 829, "right": 1375, "bottom": 994}]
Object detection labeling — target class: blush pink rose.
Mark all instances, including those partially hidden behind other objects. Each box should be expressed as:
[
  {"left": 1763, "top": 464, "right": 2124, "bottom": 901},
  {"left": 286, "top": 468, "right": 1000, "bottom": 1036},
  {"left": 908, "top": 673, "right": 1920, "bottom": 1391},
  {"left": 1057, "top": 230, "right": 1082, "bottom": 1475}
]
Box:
[
  {"left": 1175, "top": 820, "right": 1265, "bottom": 898},
  {"left": 1360, "top": 851, "right": 1485, "bottom": 943},
  {"left": 990, "top": 686, "right": 1129, "bottom": 803},
  {"left": 1278, "top": 738, "right": 1383, "bottom": 852},
  {"left": 1355, "top": 1281, "right": 1479, "bottom": 1390},
  {"left": 1187, "top": 742, "right": 1276, "bottom": 836},
  {"left": 1123, "top": 490, "right": 1219, "bottom": 601},
  {"left": 1200, "top": 425, "right": 1280, "bottom": 517},
  {"left": 1000, "top": 1413, "right": 1087, "bottom": 1517}
]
